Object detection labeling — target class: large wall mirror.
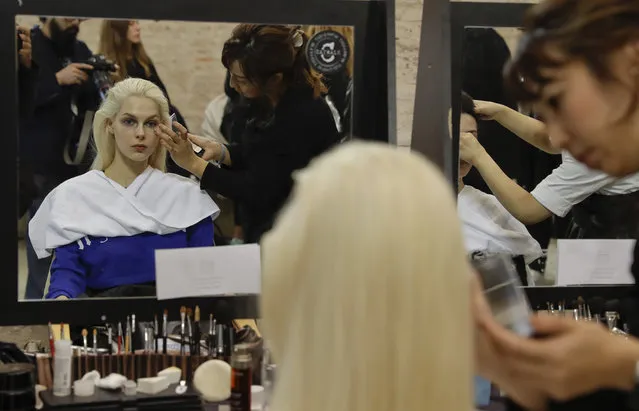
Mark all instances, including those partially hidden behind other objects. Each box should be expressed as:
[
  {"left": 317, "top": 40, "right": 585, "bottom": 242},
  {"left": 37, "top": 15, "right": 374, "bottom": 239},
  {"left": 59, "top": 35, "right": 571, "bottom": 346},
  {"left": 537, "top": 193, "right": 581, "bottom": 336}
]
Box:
[
  {"left": 16, "top": 16, "right": 355, "bottom": 302},
  {"left": 2, "top": 0, "right": 394, "bottom": 324},
  {"left": 450, "top": 3, "right": 636, "bottom": 298}
]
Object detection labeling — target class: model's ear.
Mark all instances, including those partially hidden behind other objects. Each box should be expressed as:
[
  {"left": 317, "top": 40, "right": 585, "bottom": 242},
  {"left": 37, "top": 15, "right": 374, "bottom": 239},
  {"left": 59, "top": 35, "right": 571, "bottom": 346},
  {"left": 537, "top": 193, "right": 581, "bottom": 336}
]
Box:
[{"left": 106, "top": 119, "right": 114, "bottom": 135}]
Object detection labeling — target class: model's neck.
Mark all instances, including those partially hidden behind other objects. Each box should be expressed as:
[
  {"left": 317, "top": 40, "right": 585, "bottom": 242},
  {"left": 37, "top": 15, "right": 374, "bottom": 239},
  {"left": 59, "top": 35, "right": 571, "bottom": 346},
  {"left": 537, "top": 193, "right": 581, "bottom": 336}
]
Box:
[{"left": 104, "top": 153, "right": 148, "bottom": 188}]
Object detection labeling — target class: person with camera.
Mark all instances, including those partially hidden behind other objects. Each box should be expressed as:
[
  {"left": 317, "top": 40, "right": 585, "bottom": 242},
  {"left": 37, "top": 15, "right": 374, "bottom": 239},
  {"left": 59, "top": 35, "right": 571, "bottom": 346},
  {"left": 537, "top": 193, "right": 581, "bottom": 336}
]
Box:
[{"left": 22, "top": 17, "right": 102, "bottom": 300}]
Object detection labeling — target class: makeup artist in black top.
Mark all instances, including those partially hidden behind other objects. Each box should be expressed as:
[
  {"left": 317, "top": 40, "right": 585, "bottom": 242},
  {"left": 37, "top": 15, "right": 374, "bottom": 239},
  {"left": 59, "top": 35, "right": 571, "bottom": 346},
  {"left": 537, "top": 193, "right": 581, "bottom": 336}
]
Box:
[{"left": 157, "top": 24, "right": 340, "bottom": 243}]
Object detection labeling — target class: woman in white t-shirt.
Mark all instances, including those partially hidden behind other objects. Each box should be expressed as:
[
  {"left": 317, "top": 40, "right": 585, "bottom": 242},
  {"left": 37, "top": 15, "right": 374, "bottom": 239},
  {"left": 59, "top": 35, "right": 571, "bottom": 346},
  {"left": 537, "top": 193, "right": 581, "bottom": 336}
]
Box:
[{"left": 460, "top": 99, "right": 639, "bottom": 239}]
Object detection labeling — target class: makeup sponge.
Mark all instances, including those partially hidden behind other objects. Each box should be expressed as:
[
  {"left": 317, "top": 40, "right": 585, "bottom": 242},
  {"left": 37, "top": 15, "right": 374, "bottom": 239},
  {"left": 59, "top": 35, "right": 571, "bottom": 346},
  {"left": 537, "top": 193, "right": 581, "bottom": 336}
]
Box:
[{"left": 192, "top": 360, "right": 232, "bottom": 402}]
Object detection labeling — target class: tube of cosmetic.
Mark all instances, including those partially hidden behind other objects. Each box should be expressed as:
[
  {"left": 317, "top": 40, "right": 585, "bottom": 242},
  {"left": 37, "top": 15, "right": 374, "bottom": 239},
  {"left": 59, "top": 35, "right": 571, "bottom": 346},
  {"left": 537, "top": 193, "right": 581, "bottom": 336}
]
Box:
[{"left": 52, "top": 339, "right": 73, "bottom": 397}]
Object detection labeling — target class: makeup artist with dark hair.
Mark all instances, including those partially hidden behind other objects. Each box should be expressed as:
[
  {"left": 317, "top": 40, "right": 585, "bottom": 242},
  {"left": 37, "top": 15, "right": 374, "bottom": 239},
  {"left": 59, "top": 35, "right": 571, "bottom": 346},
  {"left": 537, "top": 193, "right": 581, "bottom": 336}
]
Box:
[
  {"left": 474, "top": 1, "right": 639, "bottom": 411},
  {"left": 157, "top": 24, "right": 340, "bottom": 243}
]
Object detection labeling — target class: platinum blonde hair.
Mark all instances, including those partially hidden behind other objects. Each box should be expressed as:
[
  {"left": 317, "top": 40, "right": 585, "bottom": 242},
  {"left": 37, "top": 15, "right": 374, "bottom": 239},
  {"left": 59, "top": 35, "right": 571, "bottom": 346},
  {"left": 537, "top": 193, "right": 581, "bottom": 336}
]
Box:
[
  {"left": 261, "top": 141, "right": 473, "bottom": 411},
  {"left": 91, "top": 77, "right": 169, "bottom": 171}
]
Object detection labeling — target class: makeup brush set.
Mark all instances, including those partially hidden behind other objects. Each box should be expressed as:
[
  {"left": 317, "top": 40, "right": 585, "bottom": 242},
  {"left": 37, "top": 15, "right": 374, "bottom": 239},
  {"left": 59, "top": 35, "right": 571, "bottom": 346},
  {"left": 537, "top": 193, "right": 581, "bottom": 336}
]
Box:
[{"left": 541, "top": 296, "right": 634, "bottom": 336}]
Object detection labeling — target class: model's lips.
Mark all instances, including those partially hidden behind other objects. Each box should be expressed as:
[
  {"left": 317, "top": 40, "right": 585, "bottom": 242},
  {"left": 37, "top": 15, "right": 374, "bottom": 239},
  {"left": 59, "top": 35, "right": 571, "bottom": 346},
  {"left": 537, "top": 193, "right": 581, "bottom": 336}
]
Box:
[{"left": 133, "top": 145, "right": 147, "bottom": 152}]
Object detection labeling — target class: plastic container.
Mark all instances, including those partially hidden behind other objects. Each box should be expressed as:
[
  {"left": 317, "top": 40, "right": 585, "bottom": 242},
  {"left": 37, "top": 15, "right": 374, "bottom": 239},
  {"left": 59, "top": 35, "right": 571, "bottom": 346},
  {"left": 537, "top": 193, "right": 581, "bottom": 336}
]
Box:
[
  {"left": 123, "top": 380, "right": 137, "bottom": 396},
  {"left": 73, "top": 379, "right": 95, "bottom": 397},
  {"left": 52, "top": 340, "right": 72, "bottom": 397},
  {"left": 471, "top": 253, "right": 533, "bottom": 337}
]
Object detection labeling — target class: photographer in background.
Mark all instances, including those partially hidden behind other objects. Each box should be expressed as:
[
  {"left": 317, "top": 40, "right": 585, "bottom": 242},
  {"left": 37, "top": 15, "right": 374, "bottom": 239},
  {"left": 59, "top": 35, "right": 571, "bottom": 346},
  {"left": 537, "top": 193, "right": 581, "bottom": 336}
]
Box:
[
  {"left": 17, "top": 25, "right": 38, "bottom": 219},
  {"left": 22, "top": 17, "right": 102, "bottom": 300}
]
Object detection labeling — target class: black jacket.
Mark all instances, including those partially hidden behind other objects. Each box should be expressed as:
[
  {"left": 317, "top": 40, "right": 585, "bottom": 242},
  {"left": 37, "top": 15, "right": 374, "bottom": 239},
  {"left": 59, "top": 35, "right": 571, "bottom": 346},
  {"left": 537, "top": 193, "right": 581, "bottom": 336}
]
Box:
[
  {"left": 18, "top": 60, "right": 39, "bottom": 218},
  {"left": 22, "top": 27, "right": 98, "bottom": 179},
  {"left": 200, "top": 85, "right": 340, "bottom": 243}
]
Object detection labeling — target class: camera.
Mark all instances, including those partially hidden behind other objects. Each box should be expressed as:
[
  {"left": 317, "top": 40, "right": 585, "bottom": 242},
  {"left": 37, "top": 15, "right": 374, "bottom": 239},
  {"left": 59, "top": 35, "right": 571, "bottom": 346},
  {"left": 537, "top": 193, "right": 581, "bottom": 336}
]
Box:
[{"left": 80, "top": 54, "right": 117, "bottom": 99}]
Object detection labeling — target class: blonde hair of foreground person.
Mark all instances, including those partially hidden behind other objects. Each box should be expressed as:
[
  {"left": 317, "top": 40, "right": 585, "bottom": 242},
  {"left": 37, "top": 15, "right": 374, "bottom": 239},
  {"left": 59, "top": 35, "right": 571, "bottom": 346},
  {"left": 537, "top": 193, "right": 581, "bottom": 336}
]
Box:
[
  {"left": 261, "top": 141, "right": 473, "bottom": 411},
  {"left": 91, "top": 77, "right": 169, "bottom": 171}
]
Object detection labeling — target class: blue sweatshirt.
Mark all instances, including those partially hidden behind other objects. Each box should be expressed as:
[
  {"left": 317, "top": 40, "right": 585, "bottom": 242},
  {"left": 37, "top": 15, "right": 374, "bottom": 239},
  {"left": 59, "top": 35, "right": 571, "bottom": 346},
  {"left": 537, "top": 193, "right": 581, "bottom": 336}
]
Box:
[{"left": 46, "top": 217, "right": 215, "bottom": 299}]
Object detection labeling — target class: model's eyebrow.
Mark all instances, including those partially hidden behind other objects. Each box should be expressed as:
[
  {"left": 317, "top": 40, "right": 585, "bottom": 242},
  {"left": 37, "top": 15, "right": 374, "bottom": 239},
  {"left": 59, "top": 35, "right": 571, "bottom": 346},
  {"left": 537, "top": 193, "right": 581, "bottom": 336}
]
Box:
[{"left": 121, "top": 113, "right": 160, "bottom": 121}]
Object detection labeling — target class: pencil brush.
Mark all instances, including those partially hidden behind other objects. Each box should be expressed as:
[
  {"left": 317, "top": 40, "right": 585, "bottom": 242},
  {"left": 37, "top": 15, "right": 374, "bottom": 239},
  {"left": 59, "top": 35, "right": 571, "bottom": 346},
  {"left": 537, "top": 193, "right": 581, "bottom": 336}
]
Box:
[{"left": 194, "top": 306, "right": 201, "bottom": 356}]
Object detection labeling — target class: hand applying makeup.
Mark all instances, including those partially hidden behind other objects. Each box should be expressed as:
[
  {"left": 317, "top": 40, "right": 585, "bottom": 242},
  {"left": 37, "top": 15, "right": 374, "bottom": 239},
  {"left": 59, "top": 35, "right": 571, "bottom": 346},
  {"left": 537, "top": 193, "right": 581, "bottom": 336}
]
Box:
[{"left": 155, "top": 121, "right": 229, "bottom": 178}]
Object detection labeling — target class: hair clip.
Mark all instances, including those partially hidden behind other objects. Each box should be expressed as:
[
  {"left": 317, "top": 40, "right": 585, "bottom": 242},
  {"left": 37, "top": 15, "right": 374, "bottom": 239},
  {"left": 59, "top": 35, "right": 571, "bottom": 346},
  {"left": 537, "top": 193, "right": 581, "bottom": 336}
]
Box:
[{"left": 292, "top": 30, "right": 304, "bottom": 48}]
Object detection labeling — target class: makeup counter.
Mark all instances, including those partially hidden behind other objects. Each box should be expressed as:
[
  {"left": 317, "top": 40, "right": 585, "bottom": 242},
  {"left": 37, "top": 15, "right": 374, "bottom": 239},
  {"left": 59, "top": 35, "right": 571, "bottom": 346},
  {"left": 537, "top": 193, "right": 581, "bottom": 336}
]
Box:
[{"left": 0, "top": 305, "right": 270, "bottom": 411}]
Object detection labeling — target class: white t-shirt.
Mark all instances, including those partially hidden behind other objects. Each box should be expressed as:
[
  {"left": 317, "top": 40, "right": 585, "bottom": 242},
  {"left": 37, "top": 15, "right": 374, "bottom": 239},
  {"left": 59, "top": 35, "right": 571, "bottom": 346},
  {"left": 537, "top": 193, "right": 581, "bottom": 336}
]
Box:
[
  {"left": 530, "top": 151, "right": 639, "bottom": 217},
  {"left": 458, "top": 185, "right": 543, "bottom": 263}
]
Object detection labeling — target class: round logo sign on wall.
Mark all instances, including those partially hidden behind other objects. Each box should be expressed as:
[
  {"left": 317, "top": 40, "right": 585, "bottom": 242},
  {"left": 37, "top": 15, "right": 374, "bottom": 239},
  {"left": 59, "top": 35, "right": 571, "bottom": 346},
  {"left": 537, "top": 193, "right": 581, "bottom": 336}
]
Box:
[{"left": 306, "top": 30, "right": 350, "bottom": 75}]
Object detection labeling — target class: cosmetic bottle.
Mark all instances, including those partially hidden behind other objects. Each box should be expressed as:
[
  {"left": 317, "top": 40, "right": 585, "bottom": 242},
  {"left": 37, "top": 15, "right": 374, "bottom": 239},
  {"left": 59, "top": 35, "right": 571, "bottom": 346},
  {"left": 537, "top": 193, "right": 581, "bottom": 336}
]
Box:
[
  {"left": 52, "top": 339, "right": 72, "bottom": 397},
  {"left": 230, "top": 344, "right": 252, "bottom": 411}
]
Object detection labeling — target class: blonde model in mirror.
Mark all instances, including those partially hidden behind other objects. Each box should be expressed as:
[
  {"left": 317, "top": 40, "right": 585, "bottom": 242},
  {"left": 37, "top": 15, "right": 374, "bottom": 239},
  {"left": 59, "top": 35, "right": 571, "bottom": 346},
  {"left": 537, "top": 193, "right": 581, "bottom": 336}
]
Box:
[
  {"left": 260, "top": 142, "right": 473, "bottom": 411},
  {"left": 28, "top": 78, "right": 220, "bottom": 300}
]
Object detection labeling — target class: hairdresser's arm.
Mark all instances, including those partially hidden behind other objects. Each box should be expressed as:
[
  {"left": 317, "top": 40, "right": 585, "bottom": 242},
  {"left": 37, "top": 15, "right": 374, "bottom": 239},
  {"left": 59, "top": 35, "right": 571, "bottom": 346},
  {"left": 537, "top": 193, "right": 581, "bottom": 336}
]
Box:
[
  {"left": 474, "top": 101, "right": 560, "bottom": 155},
  {"left": 46, "top": 244, "right": 87, "bottom": 300},
  {"left": 460, "top": 132, "right": 552, "bottom": 225}
]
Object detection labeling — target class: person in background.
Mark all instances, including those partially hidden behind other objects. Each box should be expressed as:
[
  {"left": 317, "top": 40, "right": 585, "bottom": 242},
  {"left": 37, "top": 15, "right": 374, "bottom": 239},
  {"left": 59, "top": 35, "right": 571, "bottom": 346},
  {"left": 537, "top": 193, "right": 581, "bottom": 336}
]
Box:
[
  {"left": 23, "top": 17, "right": 101, "bottom": 299},
  {"left": 304, "top": 25, "right": 353, "bottom": 138},
  {"left": 261, "top": 141, "right": 473, "bottom": 411},
  {"left": 465, "top": 99, "right": 639, "bottom": 239},
  {"left": 17, "top": 24, "right": 38, "bottom": 219},
  {"left": 458, "top": 92, "right": 541, "bottom": 409},
  {"left": 28, "top": 78, "right": 219, "bottom": 300},
  {"left": 98, "top": 19, "right": 190, "bottom": 177},
  {"left": 475, "top": 2, "right": 639, "bottom": 411},
  {"left": 462, "top": 27, "right": 561, "bottom": 249},
  {"left": 159, "top": 24, "right": 340, "bottom": 244},
  {"left": 457, "top": 92, "right": 542, "bottom": 263}
]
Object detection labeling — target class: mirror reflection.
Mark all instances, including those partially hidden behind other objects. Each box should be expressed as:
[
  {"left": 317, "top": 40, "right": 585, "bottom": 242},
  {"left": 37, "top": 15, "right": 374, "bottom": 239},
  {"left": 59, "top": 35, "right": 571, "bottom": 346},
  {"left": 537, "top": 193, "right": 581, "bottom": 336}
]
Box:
[
  {"left": 16, "top": 16, "right": 355, "bottom": 301},
  {"left": 458, "top": 27, "right": 639, "bottom": 287}
]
